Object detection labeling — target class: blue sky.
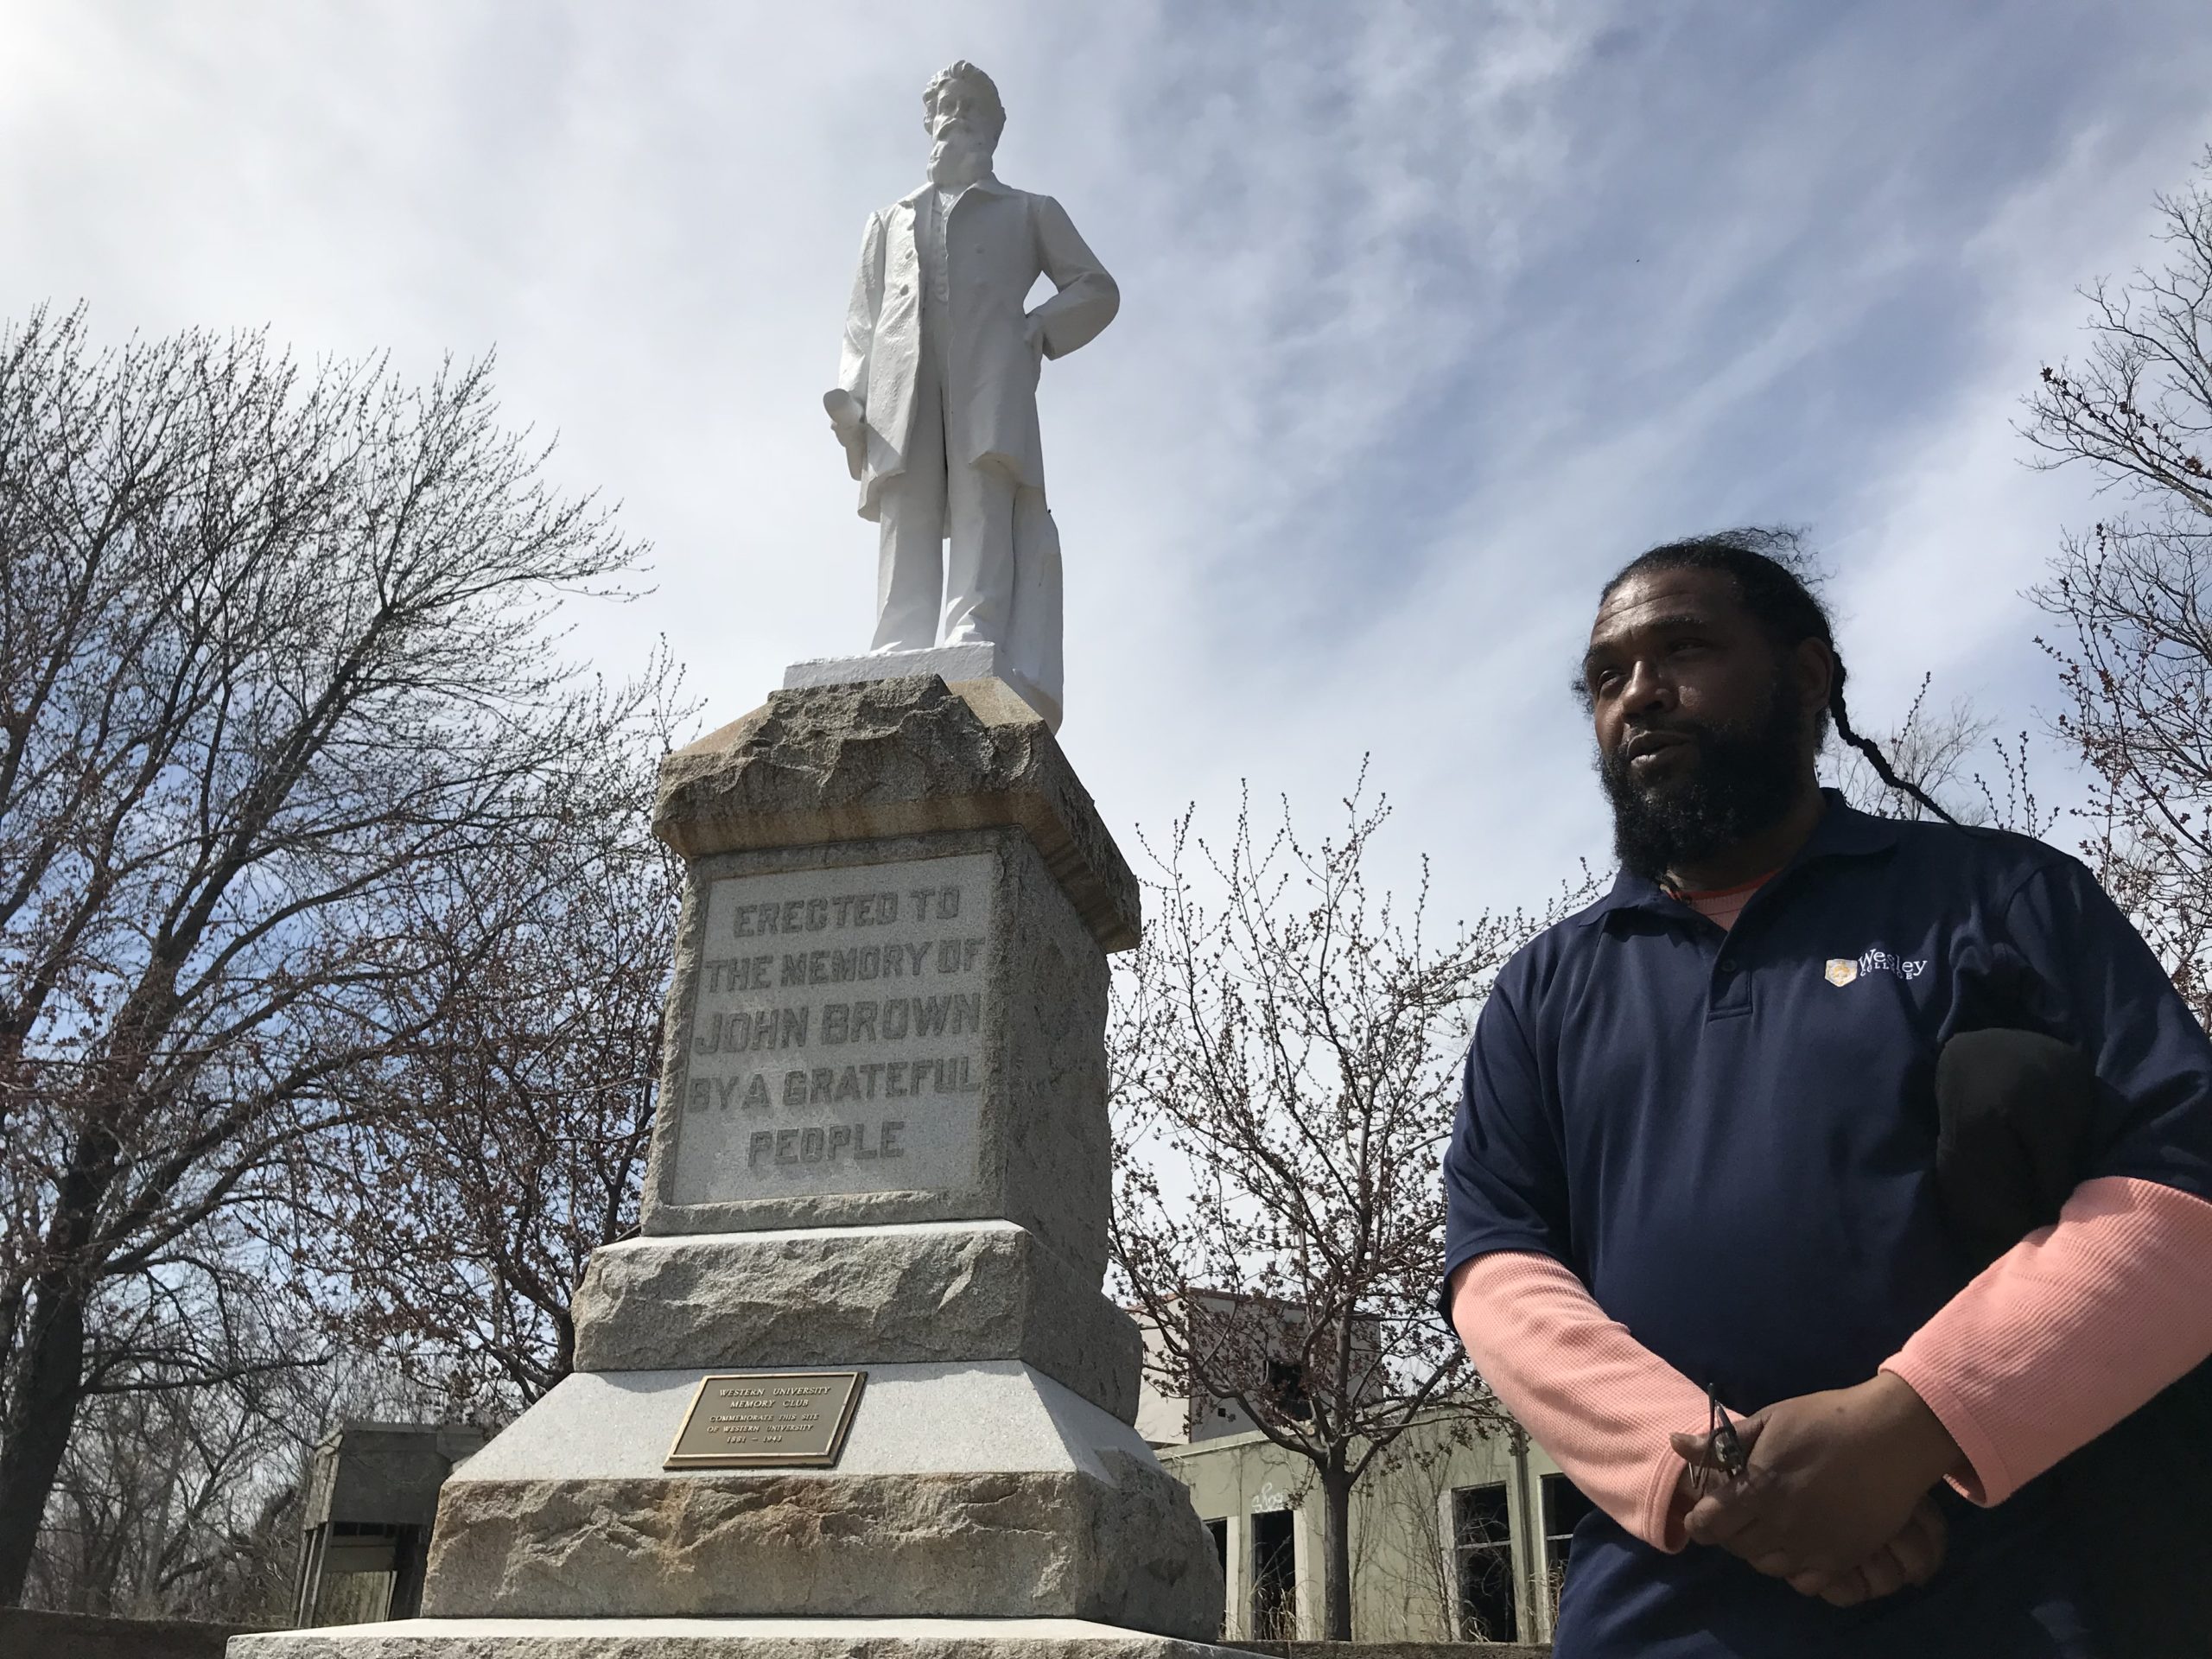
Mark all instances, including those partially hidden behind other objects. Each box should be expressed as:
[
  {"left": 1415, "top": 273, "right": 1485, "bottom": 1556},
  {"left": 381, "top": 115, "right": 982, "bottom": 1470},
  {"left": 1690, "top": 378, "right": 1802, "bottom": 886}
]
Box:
[{"left": 4, "top": 2, "right": 2209, "bottom": 930}]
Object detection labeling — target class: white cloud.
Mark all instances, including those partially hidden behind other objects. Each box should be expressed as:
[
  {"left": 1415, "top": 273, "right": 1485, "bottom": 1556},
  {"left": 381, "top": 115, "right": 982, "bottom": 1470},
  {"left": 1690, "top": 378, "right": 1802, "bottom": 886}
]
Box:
[{"left": 3, "top": 0, "right": 2209, "bottom": 925}]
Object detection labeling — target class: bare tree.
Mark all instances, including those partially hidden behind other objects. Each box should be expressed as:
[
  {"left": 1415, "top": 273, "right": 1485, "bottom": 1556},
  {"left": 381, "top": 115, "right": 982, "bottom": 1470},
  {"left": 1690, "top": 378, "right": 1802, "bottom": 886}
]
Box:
[
  {"left": 295, "top": 741, "right": 682, "bottom": 1419},
  {"left": 28, "top": 1334, "right": 453, "bottom": 1624},
  {"left": 2026, "top": 149, "right": 2212, "bottom": 1020},
  {"left": 27, "top": 1272, "right": 308, "bottom": 1623},
  {"left": 0, "top": 307, "right": 662, "bottom": 1601},
  {"left": 1344, "top": 1414, "right": 1494, "bottom": 1641},
  {"left": 1109, "top": 772, "right": 1574, "bottom": 1640},
  {"left": 1827, "top": 672, "right": 2050, "bottom": 834}
]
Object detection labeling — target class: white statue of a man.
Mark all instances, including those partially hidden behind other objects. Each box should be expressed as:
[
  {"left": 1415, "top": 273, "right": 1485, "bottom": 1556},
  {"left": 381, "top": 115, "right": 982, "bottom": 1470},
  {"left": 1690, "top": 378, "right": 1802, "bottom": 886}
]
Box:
[{"left": 825, "top": 61, "right": 1118, "bottom": 728}]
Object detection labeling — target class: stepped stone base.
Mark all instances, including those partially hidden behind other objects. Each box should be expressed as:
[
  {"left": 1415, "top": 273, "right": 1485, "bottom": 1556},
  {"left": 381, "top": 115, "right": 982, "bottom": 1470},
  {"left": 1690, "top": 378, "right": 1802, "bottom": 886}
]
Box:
[
  {"left": 569, "top": 1224, "right": 1141, "bottom": 1425},
  {"left": 231, "top": 1617, "right": 1243, "bottom": 1659},
  {"left": 302, "top": 681, "right": 1219, "bottom": 1659},
  {"left": 416, "top": 1364, "right": 1221, "bottom": 1639}
]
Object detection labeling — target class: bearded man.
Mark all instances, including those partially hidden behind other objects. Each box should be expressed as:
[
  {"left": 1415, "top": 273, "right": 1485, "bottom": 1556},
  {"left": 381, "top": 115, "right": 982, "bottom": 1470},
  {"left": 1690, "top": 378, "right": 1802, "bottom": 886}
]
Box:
[
  {"left": 825, "top": 60, "right": 1117, "bottom": 730},
  {"left": 1441, "top": 531, "right": 2212, "bottom": 1656}
]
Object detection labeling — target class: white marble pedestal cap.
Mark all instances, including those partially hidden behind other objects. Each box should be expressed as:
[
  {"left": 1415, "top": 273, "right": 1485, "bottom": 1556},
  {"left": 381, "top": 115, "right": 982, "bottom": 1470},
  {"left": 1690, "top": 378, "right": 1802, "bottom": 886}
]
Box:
[{"left": 783, "top": 645, "right": 1060, "bottom": 734}]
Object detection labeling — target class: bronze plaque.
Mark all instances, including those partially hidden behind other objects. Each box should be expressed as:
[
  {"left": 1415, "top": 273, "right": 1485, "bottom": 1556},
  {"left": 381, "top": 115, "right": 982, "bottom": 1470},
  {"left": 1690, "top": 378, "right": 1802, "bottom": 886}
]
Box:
[{"left": 664, "top": 1370, "right": 866, "bottom": 1469}]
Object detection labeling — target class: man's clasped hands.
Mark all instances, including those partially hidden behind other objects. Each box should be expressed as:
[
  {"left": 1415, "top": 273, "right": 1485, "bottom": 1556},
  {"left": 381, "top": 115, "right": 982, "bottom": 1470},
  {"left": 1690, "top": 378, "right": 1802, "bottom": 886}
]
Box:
[{"left": 1668, "top": 1372, "right": 1966, "bottom": 1607}]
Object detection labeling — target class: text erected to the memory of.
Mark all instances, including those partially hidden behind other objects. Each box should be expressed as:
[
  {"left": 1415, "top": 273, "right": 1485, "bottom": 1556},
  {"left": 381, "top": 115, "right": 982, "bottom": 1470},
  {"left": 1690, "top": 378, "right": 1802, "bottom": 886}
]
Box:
[{"left": 671, "top": 852, "right": 995, "bottom": 1205}]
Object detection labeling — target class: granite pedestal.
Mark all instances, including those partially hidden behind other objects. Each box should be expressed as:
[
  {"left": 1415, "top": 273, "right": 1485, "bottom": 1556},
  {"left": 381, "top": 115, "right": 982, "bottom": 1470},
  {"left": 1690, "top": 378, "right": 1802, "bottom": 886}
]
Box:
[{"left": 234, "top": 677, "right": 1226, "bottom": 1659}]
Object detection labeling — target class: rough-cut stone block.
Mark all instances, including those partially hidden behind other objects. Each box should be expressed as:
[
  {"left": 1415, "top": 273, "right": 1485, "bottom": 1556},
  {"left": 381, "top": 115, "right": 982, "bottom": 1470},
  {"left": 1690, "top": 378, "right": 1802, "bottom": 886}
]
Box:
[
  {"left": 420, "top": 1460, "right": 1212, "bottom": 1633},
  {"left": 569, "top": 1224, "right": 1141, "bottom": 1425},
  {"left": 413, "top": 1366, "right": 1220, "bottom": 1639},
  {"left": 640, "top": 825, "right": 1111, "bottom": 1281},
  {"left": 230, "top": 1616, "right": 1246, "bottom": 1659},
  {"left": 653, "top": 677, "right": 1136, "bottom": 952}
]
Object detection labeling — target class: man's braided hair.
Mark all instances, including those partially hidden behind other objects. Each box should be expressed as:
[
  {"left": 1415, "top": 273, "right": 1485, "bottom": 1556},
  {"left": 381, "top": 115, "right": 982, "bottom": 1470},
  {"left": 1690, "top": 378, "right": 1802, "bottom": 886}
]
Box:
[{"left": 1599, "top": 528, "right": 1959, "bottom": 826}]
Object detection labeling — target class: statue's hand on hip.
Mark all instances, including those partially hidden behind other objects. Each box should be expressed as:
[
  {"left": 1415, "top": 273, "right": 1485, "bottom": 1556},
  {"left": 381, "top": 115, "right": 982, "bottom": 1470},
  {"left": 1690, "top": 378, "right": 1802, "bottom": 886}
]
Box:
[
  {"left": 1022, "top": 313, "right": 1046, "bottom": 362},
  {"left": 823, "top": 389, "right": 867, "bottom": 481}
]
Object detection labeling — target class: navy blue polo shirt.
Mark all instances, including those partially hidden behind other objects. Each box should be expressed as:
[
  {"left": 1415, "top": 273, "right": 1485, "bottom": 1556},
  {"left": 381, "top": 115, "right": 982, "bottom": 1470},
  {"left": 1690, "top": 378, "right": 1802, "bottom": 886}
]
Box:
[{"left": 1442, "top": 793, "right": 2212, "bottom": 1658}]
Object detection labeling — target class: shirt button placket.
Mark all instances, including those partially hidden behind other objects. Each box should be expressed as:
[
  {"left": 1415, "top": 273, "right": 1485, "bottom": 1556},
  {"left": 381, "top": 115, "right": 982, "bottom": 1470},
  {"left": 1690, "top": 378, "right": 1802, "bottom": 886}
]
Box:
[{"left": 1708, "top": 944, "right": 1752, "bottom": 1019}]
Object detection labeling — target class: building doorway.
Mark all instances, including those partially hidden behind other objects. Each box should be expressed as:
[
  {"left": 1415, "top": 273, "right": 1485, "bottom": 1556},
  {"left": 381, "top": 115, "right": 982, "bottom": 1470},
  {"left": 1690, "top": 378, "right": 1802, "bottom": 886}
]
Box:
[
  {"left": 1250, "top": 1509, "right": 1297, "bottom": 1640},
  {"left": 1451, "top": 1482, "right": 1518, "bottom": 1643}
]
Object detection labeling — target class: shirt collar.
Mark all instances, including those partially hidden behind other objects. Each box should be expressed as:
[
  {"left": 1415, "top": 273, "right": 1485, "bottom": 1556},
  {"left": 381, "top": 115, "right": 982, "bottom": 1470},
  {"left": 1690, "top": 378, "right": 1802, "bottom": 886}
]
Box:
[
  {"left": 901, "top": 172, "right": 1007, "bottom": 207},
  {"left": 1576, "top": 790, "right": 1903, "bottom": 928}
]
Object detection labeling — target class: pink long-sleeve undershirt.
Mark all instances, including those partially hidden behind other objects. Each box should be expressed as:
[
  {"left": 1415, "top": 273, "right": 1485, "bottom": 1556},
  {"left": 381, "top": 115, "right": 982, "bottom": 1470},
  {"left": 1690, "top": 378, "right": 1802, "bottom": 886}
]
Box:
[
  {"left": 1448, "top": 1174, "right": 2212, "bottom": 1550},
  {"left": 1881, "top": 1173, "right": 2212, "bottom": 1503},
  {"left": 1448, "top": 1249, "right": 1712, "bottom": 1552}
]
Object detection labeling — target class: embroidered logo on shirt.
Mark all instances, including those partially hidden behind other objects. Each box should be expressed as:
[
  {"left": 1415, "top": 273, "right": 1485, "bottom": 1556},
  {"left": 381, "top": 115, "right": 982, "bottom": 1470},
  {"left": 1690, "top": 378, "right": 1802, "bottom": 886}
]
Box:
[{"left": 1825, "top": 948, "right": 1929, "bottom": 987}]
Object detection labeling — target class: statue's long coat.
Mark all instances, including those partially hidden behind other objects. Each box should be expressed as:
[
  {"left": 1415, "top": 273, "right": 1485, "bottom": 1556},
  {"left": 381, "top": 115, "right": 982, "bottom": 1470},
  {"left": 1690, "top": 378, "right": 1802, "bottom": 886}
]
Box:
[{"left": 837, "top": 177, "right": 1117, "bottom": 521}]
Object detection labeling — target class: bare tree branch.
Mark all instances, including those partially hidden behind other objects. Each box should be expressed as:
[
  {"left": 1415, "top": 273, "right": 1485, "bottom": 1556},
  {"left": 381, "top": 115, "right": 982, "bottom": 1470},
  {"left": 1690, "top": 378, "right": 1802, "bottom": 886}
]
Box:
[
  {"left": 0, "top": 306, "right": 670, "bottom": 1602},
  {"left": 1109, "top": 766, "right": 1590, "bottom": 1637},
  {"left": 2025, "top": 149, "right": 2212, "bottom": 1022}
]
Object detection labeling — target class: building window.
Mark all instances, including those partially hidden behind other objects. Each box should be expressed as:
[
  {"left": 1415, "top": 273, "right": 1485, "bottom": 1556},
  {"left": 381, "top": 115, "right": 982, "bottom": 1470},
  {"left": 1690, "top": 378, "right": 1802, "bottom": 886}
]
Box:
[
  {"left": 1541, "top": 1472, "right": 1597, "bottom": 1615},
  {"left": 299, "top": 1520, "right": 416, "bottom": 1626},
  {"left": 1250, "top": 1508, "right": 1298, "bottom": 1639},
  {"left": 1265, "top": 1358, "right": 1311, "bottom": 1422},
  {"left": 1451, "top": 1483, "right": 1517, "bottom": 1643}
]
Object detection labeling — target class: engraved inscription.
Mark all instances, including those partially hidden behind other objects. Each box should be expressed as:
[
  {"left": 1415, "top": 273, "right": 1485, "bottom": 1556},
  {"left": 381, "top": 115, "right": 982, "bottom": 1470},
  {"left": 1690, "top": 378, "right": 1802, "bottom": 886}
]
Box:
[
  {"left": 665, "top": 1370, "right": 866, "bottom": 1468},
  {"left": 671, "top": 853, "right": 994, "bottom": 1205}
]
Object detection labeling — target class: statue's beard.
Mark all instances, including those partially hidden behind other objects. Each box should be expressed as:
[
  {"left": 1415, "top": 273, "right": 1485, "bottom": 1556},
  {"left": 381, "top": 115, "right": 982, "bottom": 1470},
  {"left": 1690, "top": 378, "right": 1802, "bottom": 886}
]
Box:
[
  {"left": 928, "top": 130, "right": 992, "bottom": 186},
  {"left": 1597, "top": 668, "right": 1808, "bottom": 881}
]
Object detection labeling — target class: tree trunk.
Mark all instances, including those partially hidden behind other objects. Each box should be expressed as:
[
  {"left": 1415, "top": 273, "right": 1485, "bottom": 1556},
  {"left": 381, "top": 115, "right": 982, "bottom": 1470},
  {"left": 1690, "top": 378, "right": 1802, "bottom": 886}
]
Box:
[
  {"left": 0, "top": 1276, "right": 90, "bottom": 1604},
  {"left": 1322, "top": 1456, "right": 1354, "bottom": 1641}
]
